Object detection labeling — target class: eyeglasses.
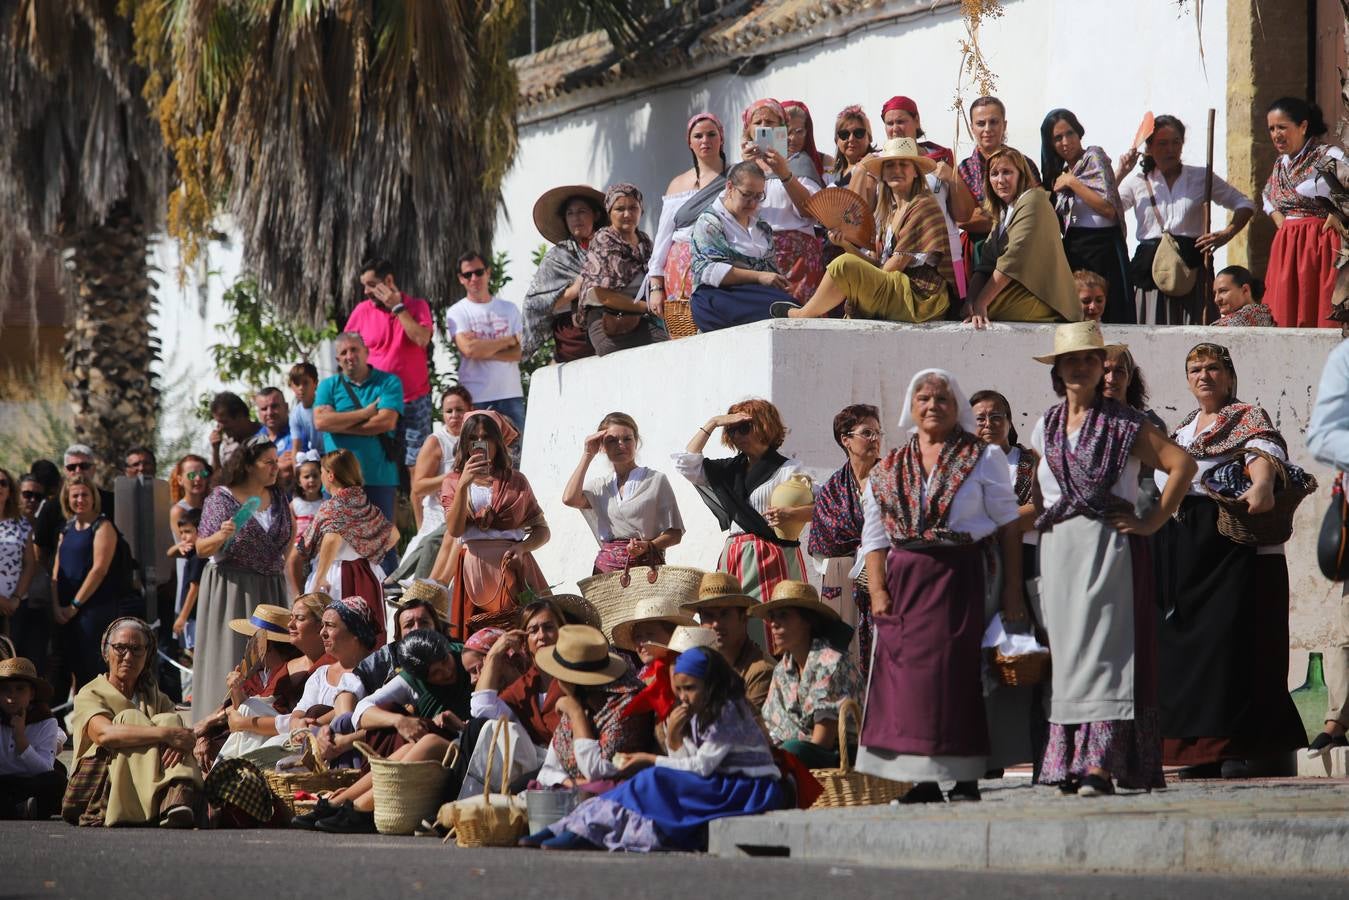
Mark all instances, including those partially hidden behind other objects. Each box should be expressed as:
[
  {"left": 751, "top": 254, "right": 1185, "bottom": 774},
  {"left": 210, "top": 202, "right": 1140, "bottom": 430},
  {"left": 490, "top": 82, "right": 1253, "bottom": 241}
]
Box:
[
  {"left": 459, "top": 267, "right": 487, "bottom": 280},
  {"left": 837, "top": 128, "right": 868, "bottom": 141},
  {"left": 726, "top": 422, "right": 753, "bottom": 437},
  {"left": 185, "top": 470, "right": 210, "bottom": 481},
  {"left": 108, "top": 643, "right": 147, "bottom": 658},
  {"left": 973, "top": 414, "right": 1007, "bottom": 426},
  {"left": 846, "top": 429, "right": 884, "bottom": 441},
  {"left": 65, "top": 461, "right": 94, "bottom": 473},
  {"left": 731, "top": 185, "right": 766, "bottom": 205},
  {"left": 20, "top": 490, "right": 43, "bottom": 501}
]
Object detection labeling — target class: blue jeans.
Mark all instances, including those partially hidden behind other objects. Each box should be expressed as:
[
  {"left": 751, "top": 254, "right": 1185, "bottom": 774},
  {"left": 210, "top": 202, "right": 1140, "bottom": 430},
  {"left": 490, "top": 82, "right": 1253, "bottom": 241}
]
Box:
[
  {"left": 364, "top": 485, "right": 400, "bottom": 573},
  {"left": 401, "top": 393, "right": 434, "bottom": 465}
]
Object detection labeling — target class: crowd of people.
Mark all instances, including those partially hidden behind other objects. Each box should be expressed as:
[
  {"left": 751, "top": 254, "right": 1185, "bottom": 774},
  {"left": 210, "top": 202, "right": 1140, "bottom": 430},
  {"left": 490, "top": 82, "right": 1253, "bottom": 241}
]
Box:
[{"left": 0, "top": 88, "right": 1344, "bottom": 847}]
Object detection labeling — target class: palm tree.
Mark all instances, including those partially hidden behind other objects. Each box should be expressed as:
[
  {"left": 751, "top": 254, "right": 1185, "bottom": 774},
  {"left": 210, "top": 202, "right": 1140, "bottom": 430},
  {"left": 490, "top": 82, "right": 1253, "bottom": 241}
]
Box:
[{"left": 0, "top": 2, "right": 167, "bottom": 485}]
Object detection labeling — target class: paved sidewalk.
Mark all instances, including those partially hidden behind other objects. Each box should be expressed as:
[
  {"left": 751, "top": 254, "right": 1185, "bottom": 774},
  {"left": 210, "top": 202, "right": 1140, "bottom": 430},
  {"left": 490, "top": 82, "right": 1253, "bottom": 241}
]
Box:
[{"left": 708, "top": 776, "right": 1349, "bottom": 875}]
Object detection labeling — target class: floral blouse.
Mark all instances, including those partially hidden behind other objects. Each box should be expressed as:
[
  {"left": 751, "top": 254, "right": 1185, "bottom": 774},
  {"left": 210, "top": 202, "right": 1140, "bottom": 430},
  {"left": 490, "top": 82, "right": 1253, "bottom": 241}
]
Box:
[
  {"left": 0, "top": 516, "right": 33, "bottom": 598},
  {"left": 762, "top": 638, "right": 862, "bottom": 745},
  {"left": 198, "top": 485, "right": 292, "bottom": 575}
]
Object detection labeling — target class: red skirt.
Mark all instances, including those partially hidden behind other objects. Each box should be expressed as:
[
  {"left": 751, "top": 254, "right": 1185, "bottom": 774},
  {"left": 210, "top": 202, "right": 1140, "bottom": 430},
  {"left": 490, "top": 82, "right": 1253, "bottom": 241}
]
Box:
[
  {"left": 773, "top": 230, "right": 824, "bottom": 303},
  {"left": 1265, "top": 217, "right": 1341, "bottom": 328}
]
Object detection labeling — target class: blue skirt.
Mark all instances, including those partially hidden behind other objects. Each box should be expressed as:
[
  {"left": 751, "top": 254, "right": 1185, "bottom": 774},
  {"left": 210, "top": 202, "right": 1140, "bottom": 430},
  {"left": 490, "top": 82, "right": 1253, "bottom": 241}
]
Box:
[
  {"left": 691, "top": 283, "right": 795, "bottom": 332},
  {"left": 557, "top": 767, "right": 786, "bottom": 852}
]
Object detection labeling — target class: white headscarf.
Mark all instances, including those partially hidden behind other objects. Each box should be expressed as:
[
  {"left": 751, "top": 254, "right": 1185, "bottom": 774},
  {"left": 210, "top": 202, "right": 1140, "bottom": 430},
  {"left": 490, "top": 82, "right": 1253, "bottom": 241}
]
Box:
[{"left": 896, "top": 368, "right": 977, "bottom": 434}]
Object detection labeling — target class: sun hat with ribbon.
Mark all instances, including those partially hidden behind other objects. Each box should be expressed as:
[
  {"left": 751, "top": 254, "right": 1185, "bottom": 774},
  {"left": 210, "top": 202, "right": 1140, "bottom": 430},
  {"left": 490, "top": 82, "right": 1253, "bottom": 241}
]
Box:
[
  {"left": 861, "top": 136, "right": 939, "bottom": 179},
  {"left": 646, "top": 625, "right": 718, "bottom": 656},
  {"left": 747, "top": 580, "right": 840, "bottom": 622},
  {"left": 0, "top": 657, "right": 52, "bottom": 703},
  {"left": 533, "top": 625, "right": 630, "bottom": 686},
  {"left": 680, "top": 571, "right": 757, "bottom": 612},
  {"left": 611, "top": 597, "right": 698, "bottom": 652},
  {"left": 532, "top": 184, "right": 607, "bottom": 245},
  {"left": 228, "top": 604, "right": 294, "bottom": 643},
  {"left": 1033, "top": 320, "right": 1126, "bottom": 364}
]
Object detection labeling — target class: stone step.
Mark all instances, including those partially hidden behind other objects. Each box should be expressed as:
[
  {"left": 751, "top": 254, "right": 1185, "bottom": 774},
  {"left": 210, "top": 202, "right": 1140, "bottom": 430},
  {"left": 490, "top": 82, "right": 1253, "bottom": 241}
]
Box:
[{"left": 1297, "top": 745, "right": 1349, "bottom": 778}]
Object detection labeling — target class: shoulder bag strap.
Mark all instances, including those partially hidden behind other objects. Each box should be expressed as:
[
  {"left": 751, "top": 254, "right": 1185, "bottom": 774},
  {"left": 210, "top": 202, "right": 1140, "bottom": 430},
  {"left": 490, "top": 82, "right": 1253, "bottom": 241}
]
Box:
[{"left": 1141, "top": 173, "right": 1169, "bottom": 235}]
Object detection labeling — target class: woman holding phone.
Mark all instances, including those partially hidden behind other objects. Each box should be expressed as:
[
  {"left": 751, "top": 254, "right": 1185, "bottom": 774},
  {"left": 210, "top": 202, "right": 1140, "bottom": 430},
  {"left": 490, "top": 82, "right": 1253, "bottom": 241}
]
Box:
[{"left": 441, "top": 411, "right": 551, "bottom": 640}]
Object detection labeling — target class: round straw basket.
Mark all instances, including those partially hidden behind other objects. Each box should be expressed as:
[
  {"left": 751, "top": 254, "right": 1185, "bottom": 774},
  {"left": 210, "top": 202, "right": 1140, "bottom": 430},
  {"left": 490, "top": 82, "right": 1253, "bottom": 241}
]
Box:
[
  {"left": 1202, "top": 446, "right": 1316, "bottom": 546},
  {"left": 577, "top": 564, "right": 705, "bottom": 641},
  {"left": 987, "top": 648, "right": 1051, "bottom": 687},
  {"left": 262, "top": 730, "right": 362, "bottom": 816},
  {"left": 809, "top": 699, "right": 910, "bottom": 809},
  {"left": 354, "top": 739, "right": 458, "bottom": 835},
  {"left": 447, "top": 716, "right": 530, "bottom": 848}
]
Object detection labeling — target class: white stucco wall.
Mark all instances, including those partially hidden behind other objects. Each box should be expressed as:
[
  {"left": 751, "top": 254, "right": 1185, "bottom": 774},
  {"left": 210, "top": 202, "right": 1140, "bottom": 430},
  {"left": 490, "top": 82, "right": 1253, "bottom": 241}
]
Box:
[
  {"left": 495, "top": 0, "right": 1232, "bottom": 294},
  {"left": 522, "top": 320, "right": 1341, "bottom": 669}
]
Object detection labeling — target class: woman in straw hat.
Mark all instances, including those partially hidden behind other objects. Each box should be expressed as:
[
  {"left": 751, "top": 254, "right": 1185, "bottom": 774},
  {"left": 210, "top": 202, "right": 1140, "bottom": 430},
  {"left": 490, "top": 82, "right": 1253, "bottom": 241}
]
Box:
[
  {"left": 576, "top": 183, "right": 669, "bottom": 357},
  {"left": 63, "top": 617, "right": 203, "bottom": 827},
  {"left": 0, "top": 656, "right": 66, "bottom": 819},
  {"left": 210, "top": 604, "right": 301, "bottom": 762},
  {"left": 1155, "top": 342, "right": 1307, "bottom": 776},
  {"left": 772, "top": 137, "right": 953, "bottom": 323},
  {"left": 522, "top": 645, "right": 784, "bottom": 852},
  {"left": 851, "top": 370, "right": 1021, "bottom": 803},
  {"left": 563, "top": 411, "right": 684, "bottom": 575},
  {"left": 750, "top": 581, "right": 861, "bottom": 768},
  {"left": 1030, "top": 322, "right": 1194, "bottom": 796},
  {"left": 964, "top": 147, "right": 1081, "bottom": 328},
  {"left": 523, "top": 184, "right": 606, "bottom": 363},
  {"left": 646, "top": 112, "right": 728, "bottom": 312}
]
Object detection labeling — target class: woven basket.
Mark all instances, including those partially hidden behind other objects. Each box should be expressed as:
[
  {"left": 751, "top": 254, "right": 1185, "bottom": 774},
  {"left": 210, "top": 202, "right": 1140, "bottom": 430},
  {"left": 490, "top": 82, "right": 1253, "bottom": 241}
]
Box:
[
  {"left": 354, "top": 740, "right": 457, "bottom": 835},
  {"left": 444, "top": 716, "right": 529, "bottom": 848},
  {"left": 261, "top": 730, "right": 362, "bottom": 816},
  {"left": 1202, "top": 446, "right": 1317, "bottom": 546},
  {"left": 577, "top": 564, "right": 705, "bottom": 641},
  {"left": 663, "top": 298, "right": 698, "bottom": 340},
  {"left": 809, "top": 699, "right": 910, "bottom": 809},
  {"left": 987, "top": 648, "right": 1051, "bottom": 687}
]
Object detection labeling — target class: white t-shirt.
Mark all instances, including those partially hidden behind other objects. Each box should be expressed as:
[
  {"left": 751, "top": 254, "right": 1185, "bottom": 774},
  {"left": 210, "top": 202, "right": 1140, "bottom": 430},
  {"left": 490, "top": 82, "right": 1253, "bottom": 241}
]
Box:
[{"left": 444, "top": 296, "right": 524, "bottom": 403}]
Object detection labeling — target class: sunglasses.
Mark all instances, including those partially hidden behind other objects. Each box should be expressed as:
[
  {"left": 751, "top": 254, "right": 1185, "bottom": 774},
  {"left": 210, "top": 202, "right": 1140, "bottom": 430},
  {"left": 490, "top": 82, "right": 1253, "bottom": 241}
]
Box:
[
  {"left": 837, "top": 128, "right": 868, "bottom": 141},
  {"left": 65, "top": 461, "right": 94, "bottom": 472},
  {"left": 459, "top": 267, "right": 487, "bottom": 280},
  {"left": 184, "top": 470, "right": 211, "bottom": 481},
  {"left": 726, "top": 422, "right": 753, "bottom": 437},
  {"left": 21, "top": 490, "right": 43, "bottom": 501}
]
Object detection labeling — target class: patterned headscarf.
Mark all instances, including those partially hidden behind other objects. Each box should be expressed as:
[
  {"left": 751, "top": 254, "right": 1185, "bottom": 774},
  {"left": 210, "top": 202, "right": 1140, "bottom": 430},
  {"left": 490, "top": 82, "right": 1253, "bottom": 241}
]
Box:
[
  {"left": 326, "top": 596, "right": 376, "bottom": 649},
  {"left": 464, "top": 627, "right": 505, "bottom": 655},
  {"left": 604, "top": 183, "right": 643, "bottom": 211},
  {"left": 462, "top": 409, "right": 520, "bottom": 448}
]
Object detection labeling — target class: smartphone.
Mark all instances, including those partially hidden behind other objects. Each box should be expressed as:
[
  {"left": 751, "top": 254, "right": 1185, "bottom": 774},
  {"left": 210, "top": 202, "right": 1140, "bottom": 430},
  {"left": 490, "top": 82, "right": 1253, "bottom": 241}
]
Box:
[
  {"left": 753, "top": 125, "right": 789, "bottom": 158},
  {"left": 471, "top": 439, "right": 489, "bottom": 456}
]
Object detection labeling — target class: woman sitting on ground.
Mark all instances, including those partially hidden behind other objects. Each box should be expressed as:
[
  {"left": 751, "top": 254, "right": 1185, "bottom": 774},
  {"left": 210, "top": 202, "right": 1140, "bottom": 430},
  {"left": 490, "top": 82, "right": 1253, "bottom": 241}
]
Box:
[
  {"left": 576, "top": 183, "right": 668, "bottom": 356},
  {"left": 470, "top": 599, "right": 567, "bottom": 750},
  {"left": 775, "top": 137, "right": 954, "bottom": 322},
  {"left": 964, "top": 147, "right": 1082, "bottom": 328},
  {"left": 521, "top": 645, "right": 785, "bottom": 852},
  {"left": 0, "top": 657, "right": 67, "bottom": 820},
  {"left": 62, "top": 618, "right": 203, "bottom": 827},
  {"left": 442, "top": 411, "right": 551, "bottom": 640},
  {"left": 268, "top": 596, "right": 376, "bottom": 750},
  {"left": 562, "top": 411, "right": 684, "bottom": 574},
  {"left": 751, "top": 581, "right": 861, "bottom": 768},
  {"left": 1212, "top": 266, "right": 1277, "bottom": 327},
  {"left": 209, "top": 604, "right": 303, "bottom": 763}
]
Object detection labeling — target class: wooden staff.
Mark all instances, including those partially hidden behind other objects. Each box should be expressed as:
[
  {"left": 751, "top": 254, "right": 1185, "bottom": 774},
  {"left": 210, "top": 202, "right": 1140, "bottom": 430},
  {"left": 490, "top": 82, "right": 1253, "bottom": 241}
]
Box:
[{"left": 1201, "top": 107, "right": 1216, "bottom": 323}]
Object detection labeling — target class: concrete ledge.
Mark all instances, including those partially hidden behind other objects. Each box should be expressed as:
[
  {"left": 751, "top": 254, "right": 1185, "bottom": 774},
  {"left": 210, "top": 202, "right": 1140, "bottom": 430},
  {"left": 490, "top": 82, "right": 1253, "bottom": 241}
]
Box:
[{"left": 1297, "top": 746, "right": 1349, "bottom": 778}]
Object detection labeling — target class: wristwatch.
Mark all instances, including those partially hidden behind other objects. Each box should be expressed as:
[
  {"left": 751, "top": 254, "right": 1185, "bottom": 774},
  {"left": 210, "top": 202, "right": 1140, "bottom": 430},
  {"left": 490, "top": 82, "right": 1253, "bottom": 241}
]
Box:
[{"left": 390, "top": 303, "right": 407, "bottom": 316}]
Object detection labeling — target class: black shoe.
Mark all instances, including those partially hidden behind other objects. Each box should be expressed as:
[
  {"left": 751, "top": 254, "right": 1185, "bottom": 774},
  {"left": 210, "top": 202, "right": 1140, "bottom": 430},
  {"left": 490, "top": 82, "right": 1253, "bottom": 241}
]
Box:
[
  {"left": 983, "top": 768, "right": 1005, "bottom": 779},
  {"left": 1219, "top": 758, "right": 1252, "bottom": 780},
  {"left": 1076, "top": 773, "right": 1115, "bottom": 797},
  {"left": 946, "top": 780, "right": 981, "bottom": 802},
  {"left": 314, "top": 804, "right": 377, "bottom": 835},
  {"left": 1176, "top": 762, "right": 1222, "bottom": 781},
  {"left": 1306, "top": 732, "right": 1348, "bottom": 758},
  {"left": 1056, "top": 777, "right": 1080, "bottom": 796},
  {"left": 899, "top": 781, "right": 945, "bottom": 804},
  {"left": 17, "top": 797, "right": 38, "bottom": 820},
  {"left": 769, "top": 301, "right": 800, "bottom": 319},
  {"left": 291, "top": 797, "right": 341, "bottom": 830}
]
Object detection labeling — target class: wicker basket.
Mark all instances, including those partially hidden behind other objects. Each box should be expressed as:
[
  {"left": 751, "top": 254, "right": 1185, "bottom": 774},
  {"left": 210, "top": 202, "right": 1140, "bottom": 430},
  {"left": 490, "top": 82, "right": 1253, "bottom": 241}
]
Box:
[
  {"left": 809, "top": 699, "right": 910, "bottom": 809},
  {"left": 987, "top": 648, "right": 1051, "bottom": 687},
  {"left": 577, "top": 564, "right": 705, "bottom": 641},
  {"left": 1202, "top": 446, "right": 1317, "bottom": 546},
  {"left": 354, "top": 740, "right": 457, "bottom": 836},
  {"left": 261, "top": 730, "right": 362, "bottom": 816},
  {"left": 663, "top": 298, "right": 698, "bottom": 339},
  {"left": 444, "top": 716, "right": 529, "bottom": 848}
]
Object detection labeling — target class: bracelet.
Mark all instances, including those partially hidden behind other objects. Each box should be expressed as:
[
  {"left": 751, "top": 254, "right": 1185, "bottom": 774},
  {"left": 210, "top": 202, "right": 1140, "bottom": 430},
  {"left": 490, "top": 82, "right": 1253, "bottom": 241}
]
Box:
[
  {"left": 782, "top": 172, "right": 796, "bottom": 184},
  {"left": 390, "top": 303, "right": 407, "bottom": 315},
  {"left": 70, "top": 599, "right": 82, "bottom": 610},
  {"left": 698, "top": 425, "right": 712, "bottom": 435}
]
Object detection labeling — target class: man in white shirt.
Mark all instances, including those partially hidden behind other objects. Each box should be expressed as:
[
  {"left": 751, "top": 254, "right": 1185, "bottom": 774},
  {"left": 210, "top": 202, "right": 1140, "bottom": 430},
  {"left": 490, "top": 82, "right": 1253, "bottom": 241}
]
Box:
[{"left": 444, "top": 251, "right": 526, "bottom": 436}]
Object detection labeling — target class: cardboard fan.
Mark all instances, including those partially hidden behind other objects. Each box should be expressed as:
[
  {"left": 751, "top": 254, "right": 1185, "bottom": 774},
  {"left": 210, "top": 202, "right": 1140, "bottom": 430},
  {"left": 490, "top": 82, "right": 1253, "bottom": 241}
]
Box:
[
  {"left": 806, "top": 187, "right": 875, "bottom": 249},
  {"left": 1132, "top": 111, "right": 1156, "bottom": 151}
]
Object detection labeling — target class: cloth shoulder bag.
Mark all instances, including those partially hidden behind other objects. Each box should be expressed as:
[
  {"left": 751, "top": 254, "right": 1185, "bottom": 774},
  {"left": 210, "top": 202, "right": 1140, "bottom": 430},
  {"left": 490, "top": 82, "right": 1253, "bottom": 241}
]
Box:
[{"left": 1143, "top": 176, "right": 1199, "bottom": 296}]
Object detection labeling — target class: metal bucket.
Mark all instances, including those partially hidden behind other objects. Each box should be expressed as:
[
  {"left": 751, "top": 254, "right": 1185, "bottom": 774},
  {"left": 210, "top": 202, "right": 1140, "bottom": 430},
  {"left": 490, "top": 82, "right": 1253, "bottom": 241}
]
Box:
[{"left": 525, "top": 789, "right": 580, "bottom": 834}]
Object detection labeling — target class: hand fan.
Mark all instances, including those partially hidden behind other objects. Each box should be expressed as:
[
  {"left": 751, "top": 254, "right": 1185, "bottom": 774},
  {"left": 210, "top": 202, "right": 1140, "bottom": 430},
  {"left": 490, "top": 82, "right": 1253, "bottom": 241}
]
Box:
[
  {"left": 221, "top": 495, "right": 261, "bottom": 551},
  {"left": 1132, "top": 111, "right": 1156, "bottom": 151},
  {"left": 805, "top": 187, "right": 875, "bottom": 249}
]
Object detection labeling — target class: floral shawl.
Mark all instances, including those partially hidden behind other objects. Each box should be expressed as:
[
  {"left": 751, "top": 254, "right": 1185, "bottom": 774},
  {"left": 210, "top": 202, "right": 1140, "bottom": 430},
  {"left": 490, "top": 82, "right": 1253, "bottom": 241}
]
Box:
[
  {"left": 298, "top": 486, "right": 392, "bottom": 563},
  {"left": 523, "top": 240, "right": 587, "bottom": 357},
  {"left": 549, "top": 672, "right": 651, "bottom": 781},
  {"left": 1011, "top": 445, "right": 1039, "bottom": 505},
  {"left": 1263, "top": 140, "right": 1334, "bottom": 217},
  {"left": 808, "top": 463, "right": 865, "bottom": 559},
  {"left": 577, "top": 225, "right": 652, "bottom": 308},
  {"left": 1171, "top": 402, "right": 1287, "bottom": 459},
  {"left": 691, "top": 205, "right": 778, "bottom": 287},
  {"left": 1215, "top": 303, "right": 1278, "bottom": 328},
  {"left": 1036, "top": 398, "right": 1144, "bottom": 529},
  {"left": 440, "top": 470, "right": 543, "bottom": 532},
  {"left": 1052, "top": 145, "right": 1126, "bottom": 234},
  {"left": 871, "top": 428, "right": 985, "bottom": 545}
]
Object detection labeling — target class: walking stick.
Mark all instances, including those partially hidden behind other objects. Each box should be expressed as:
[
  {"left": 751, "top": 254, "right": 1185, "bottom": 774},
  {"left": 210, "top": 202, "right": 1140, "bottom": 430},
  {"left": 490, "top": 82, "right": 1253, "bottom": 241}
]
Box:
[{"left": 1201, "top": 108, "right": 1216, "bottom": 323}]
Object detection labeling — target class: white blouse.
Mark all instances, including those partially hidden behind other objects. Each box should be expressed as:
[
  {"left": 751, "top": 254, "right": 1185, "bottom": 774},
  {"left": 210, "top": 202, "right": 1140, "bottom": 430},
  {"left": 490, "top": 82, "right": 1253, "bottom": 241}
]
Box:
[
  {"left": 580, "top": 466, "right": 684, "bottom": 543},
  {"left": 756, "top": 174, "right": 821, "bottom": 235},
  {"left": 857, "top": 444, "right": 1020, "bottom": 557},
  {"left": 272, "top": 664, "right": 365, "bottom": 733},
  {"left": 647, "top": 188, "right": 698, "bottom": 281},
  {"left": 463, "top": 482, "right": 525, "bottom": 542},
  {"left": 671, "top": 451, "right": 807, "bottom": 536},
  {"left": 1032, "top": 417, "right": 1140, "bottom": 507},
  {"left": 1118, "top": 165, "right": 1255, "bottom": 240},
  {"left": 925, "top": 173, "right": 964, "bottom": 270},
  {"left": 0, "top": 717, "right": 65, "bottom": 776},
  {"left": 698, "top": 198, "right": 776, "bottom": 288}
]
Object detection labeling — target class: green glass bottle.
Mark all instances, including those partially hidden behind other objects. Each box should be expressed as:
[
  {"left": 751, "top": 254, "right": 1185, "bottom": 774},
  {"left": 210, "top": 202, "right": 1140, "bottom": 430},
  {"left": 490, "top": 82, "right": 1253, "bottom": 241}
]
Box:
[{"left": 1291, "top": 652, "right": 1328, "bottom": 743}]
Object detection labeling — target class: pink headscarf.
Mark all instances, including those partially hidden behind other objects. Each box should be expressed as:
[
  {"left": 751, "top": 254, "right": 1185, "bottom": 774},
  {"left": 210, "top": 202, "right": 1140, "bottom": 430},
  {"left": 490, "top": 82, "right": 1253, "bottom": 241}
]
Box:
[
  {"left": 687, "top": 112, "right": 724, "bottom": 142},
  {"left": 741, "top": 98, "right": 787, "bottom": 138},
  {"left": 781, "top": 99, "right": 825, "bottom": 179},
  {"left": 464, "top": 627, "right": 506, "bottom": 654},
  {"left": 462, "top": 409, "right": 520, "bottom": 448}
]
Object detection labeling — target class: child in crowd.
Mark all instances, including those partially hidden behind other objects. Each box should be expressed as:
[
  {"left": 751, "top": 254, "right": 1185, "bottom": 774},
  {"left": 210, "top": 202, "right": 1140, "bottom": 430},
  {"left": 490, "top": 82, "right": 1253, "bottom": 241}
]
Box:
[
  {"left": 171, "top": 507, "right": 206, "bottom": 652},
  {"left": 0, "top": 657, "right": 67, "bottom": 820},
  {"left": 1075, "top": 269, "right": 1107, "bottom": 321},
  {"left": 288, "top": 362, "right": 323, "bottom": 454},
  {"left": 521, "top": 645, "right": 785, "bottom": 852},
  {"left": 291, "top": 453, "right": 324, "bottom": 542}
]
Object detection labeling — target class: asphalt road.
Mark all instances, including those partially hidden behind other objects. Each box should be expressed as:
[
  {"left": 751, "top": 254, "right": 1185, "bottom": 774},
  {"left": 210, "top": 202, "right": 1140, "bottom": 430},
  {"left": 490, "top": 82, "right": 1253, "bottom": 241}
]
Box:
[{"left": 0, "top": 822, "right": 1336, "bottom": 899}]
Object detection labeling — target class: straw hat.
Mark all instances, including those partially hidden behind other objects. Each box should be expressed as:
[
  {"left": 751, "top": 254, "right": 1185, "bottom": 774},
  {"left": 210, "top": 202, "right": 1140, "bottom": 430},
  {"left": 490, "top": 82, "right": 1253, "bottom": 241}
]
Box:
[
  {"left": 550, "top": 593, "right": 603, "bottom": 631},
  {"left": 534, "top": 625, "right": 630, "bottom": 686},
  {"left": 860, "top": 137, "right": 939, "bottom": 178},
  {"left": 611, "top": 597, "right": 698, "bottom": 652},
  {"left": 1033, "top": 320, "right": 1126, "bottom": 364},
  {"left": 0, "top": 657, "right": 52, "bottom": 703},
  {"left": 532, "top": 184, "right": 608, "bottom": 245},
  {"left": 390, "top": 578, "right": 450, "bottom": 625},
  {"left": 228, "top": 604, "right": 294, "bottom": 643},
  {"left": 681, "top": 571, "right": 756, "bottom": 612},
  {"left": 747, "top": 580, "right": 840, "bottom": 622},
  {"left": 647, "top": 625, "right": 718, "bottom": 656}
]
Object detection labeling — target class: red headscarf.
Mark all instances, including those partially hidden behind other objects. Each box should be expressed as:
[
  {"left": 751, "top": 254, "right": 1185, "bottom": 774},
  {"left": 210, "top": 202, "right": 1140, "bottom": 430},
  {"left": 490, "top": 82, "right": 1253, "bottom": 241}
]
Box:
[
  {"left": 880, "top": 96, "right": 955, "bottom": 167},
  {"left": 781, "top": 99, "right": 825, "bottom": 180}
]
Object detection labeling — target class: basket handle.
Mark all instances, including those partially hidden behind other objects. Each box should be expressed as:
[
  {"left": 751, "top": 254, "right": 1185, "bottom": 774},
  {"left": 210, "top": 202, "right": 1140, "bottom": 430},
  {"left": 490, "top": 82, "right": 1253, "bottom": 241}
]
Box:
[
  {"left": 1236, "top": 445, "right": 1290, "bottom": 491},
  {"left": 441, "top": 739, "right": 460, "bottom": 770},
  {"left": 352, "top": 739, "right": 381, "bottom": 764},
  {"left": 833, "top": 698, "right": 861, "bottom": 773},
  {"left": 288, "top": 727, "right": 329, "bottom": 773},
  {"left": 481, "top": 714, "right": 515, "bottom": 801}
]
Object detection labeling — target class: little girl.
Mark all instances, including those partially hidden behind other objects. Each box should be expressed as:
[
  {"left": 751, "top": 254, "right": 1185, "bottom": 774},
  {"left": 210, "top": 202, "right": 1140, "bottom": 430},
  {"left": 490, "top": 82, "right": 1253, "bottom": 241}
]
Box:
[
  {"left": 521, "top": 646, "right": 786, "bottom": 852},
  {"left": 291, "top": 451, "right": 324, "bottom": 543}
]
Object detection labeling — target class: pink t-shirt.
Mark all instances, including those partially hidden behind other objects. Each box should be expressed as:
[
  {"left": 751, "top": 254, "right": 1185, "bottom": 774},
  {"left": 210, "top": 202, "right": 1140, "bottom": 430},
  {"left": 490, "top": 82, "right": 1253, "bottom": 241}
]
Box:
[{"left": 343, "top": 295, "right": 434, "bottom": 401}]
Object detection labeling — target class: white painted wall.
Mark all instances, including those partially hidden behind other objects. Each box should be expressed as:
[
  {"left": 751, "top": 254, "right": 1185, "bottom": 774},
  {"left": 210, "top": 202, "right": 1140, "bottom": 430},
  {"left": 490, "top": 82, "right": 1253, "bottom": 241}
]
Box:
[
  {"left": 522, "top": 320, "right": 1341, "bottom": 664},
  {"left": 495, "top": 0, "right": 1232, "bottom": 295}
]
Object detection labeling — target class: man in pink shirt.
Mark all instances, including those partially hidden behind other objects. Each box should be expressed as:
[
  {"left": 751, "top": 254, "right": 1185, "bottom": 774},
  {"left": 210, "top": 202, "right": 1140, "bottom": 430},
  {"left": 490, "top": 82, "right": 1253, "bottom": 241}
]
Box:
[{"left": 348, "top": 257, "right": 436, "bottom": 478}]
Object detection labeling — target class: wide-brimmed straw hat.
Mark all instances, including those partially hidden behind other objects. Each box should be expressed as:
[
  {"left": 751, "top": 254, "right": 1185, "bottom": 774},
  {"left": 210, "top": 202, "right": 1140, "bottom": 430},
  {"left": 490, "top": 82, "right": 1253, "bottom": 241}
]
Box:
[
  {"left": 860, "top": 137, "right": 938, "bottom": 178},
  {"left": 0, "top": 657, "right": 52, "bottom": 703},
  {"left": 532, "top": 184, "right": 608, "bottom": 245},
  {"left": 550, "top": 593, "right": 603, "bottom": 631},
  {"left": 611, "top": 597, "right": 698, "bottom": 652},
  {"left": 647, "top": 625, "right": 719, "bottom": 656},
  {"left": 228, "top": 604, "right": 294, "bottom": 643},
  {"left": 681, "top": 571, "right": 757, "bottom": 612},
  {"left": 390, "top": 578, "right": 450, "bottom": 625},
  {"left": 747, "top": 580, "right": 840, "bottom": 622},
  {"left": 534, "top": 625, "right": 630, "bottom": 686},
  {"left": 1033, "top": 320, "right": 1126, "bottom": 364}
]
